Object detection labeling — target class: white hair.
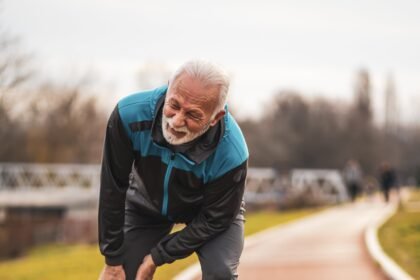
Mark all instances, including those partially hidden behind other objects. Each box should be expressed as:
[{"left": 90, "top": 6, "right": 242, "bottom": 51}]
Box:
[{"left": 169, "top": 59, "right": 230, "bottom": 113}]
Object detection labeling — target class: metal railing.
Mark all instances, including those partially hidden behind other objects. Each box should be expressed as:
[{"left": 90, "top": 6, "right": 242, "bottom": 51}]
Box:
[{"left": 0, "top": 163, "right": 100, "bottom": 190}]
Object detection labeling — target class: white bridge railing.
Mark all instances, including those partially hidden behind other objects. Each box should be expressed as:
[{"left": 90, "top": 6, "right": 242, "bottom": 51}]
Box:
[
  {"left": 0, "top": 164, "right": 276, "bottom": 191},
  {"left": 0, "top": 163, "right": 347, "bottom": 207},
  {"left": 0, "top": 163, "right": 100, "bottom": 190}
]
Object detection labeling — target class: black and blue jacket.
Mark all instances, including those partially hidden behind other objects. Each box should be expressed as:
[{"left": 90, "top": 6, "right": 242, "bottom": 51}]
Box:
[{"left": 98, "top": 85, "right": 248, "bottom": 266}]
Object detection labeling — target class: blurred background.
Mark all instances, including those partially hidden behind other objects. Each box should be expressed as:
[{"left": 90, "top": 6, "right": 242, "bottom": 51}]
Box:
[{"left": 0, "top": 0, "right": 419, "bottom": 279}]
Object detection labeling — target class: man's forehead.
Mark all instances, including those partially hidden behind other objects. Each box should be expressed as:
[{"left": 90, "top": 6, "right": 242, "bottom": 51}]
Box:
[{"left": 168, "top": 75, "right": 219, "bottom": 108}]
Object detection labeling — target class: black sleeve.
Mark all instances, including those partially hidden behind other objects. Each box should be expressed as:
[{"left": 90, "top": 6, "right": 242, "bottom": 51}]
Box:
[
  {"left": 150, "top": 160, "right": 247, "bottom": 266},
  {"left": 98, "top": 106, "right": 134, "bottom": 266}
]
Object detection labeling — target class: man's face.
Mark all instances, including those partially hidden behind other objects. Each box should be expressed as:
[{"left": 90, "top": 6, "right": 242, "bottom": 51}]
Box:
[{"left": 162, "top": 73, "right": 224, "bottom": 145}]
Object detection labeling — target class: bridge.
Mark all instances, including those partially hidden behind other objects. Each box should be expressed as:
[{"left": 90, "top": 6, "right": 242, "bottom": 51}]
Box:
[
  {"left": 0, "top": 163, "right": 348, "bottom": 208},
  {"left": 0, "top": 164, "right": 348, "bottom": 207},
  {"left": 0, "top": 163, "right": 99, "bottom": 208},
  {"left": 0, "top": 163, "right": 349, "bottom": 259},
  {"left": 0, "top": 163, "right": 100, "bottom": 189},
  {"left": 0, "top": 163, "right": 101, "bottom": 259}
]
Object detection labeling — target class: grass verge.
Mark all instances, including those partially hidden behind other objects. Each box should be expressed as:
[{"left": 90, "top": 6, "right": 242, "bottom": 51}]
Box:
[
  {"left": 0, "top": 207, "right": 322, "bottom": 280},
  {"left": 378, "top": 188, "right": 420, "bottom": 279}
]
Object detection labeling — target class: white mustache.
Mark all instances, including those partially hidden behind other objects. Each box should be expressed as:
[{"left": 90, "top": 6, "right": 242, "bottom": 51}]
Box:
[{"left": 166, "top": 117, "right": 190, "bottom": 133}]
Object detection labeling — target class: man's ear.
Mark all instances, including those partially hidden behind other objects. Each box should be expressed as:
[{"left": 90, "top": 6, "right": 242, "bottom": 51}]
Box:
[{"left": 210, "top": 110, "right": 225, "bottom": 126}]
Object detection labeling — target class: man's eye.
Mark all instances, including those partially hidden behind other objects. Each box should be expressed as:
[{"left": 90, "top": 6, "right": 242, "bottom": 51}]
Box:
[
  {"left": 188, "top": 113, "right": 201, "bottom": 120},
  {"left": 170, "top": 103, "right": 179, "bottom": 110}
]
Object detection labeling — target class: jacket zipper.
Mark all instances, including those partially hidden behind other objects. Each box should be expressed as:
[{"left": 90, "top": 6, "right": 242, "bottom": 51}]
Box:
[{"left": 162, "top": 152, "right": 175, "bottom": 216}]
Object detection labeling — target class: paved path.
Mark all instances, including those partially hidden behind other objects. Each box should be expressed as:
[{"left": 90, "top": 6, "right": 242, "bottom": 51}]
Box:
[{"left": 238, "top": 199, "right": 390, "bottom": 280}]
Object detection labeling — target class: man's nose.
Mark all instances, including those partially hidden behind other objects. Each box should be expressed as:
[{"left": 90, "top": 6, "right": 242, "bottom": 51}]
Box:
[{"left": 172, "top": 113, "right": 186, "bottom": 128}]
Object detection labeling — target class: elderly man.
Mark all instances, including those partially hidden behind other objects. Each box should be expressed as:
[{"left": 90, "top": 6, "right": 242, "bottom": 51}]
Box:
[{"left": 98, "top": 60, "right": 248, "bottom": 280}]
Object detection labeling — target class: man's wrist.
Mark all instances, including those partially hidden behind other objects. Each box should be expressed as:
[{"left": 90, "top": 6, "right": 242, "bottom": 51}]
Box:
[
  {"left": 145, "top": 254, "right": 156, "bottom": 267},
  {"left": 105, "top": 255, "right": 124, "bottom": 266},
  {"left": 150, "top": 248, "right": 165, "bottom": 266}
]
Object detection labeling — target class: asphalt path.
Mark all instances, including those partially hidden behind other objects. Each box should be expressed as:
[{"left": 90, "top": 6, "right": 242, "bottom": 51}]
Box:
[{"left": 237, "top": 199, "right": 390, "bottom": 280}]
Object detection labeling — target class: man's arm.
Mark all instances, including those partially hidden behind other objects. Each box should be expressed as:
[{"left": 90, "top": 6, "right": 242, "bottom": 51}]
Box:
[
  {"left": 150, "top": 160, "right": 247, "bottom": 266},
  {"left": 98, "top": 106, "right": 134, "bottom": 266}
]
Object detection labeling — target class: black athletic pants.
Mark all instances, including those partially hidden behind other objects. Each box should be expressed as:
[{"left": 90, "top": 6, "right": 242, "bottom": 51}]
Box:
[{"left": 121, "top": 207, "right": 244, "bottom": 280}]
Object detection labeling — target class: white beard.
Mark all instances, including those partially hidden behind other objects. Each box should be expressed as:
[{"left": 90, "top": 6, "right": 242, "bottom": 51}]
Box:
[{"left": 162, "top": 113, "right": 211, "bottom": 145}]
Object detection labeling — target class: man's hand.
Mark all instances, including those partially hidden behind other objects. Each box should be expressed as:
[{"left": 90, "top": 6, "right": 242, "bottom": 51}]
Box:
[
  {"left": 136, "top": 254, "right": 157, "bottom": 280},
  {"left": 98, "top": 264, "right": 126, "bottom": 280}
]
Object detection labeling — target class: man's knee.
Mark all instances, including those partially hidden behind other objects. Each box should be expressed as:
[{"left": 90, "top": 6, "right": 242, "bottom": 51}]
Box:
[
  {"left": 202, "top": 261, "right": 238, "bottom": 280},
  {"left": 199, "top": 220, "right": 243, "bottom": 279}
]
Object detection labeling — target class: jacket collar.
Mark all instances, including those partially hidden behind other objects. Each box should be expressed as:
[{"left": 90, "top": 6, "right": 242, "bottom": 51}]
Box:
[{"left": 151, "top": 92, "right": 224, "bottom": 165}]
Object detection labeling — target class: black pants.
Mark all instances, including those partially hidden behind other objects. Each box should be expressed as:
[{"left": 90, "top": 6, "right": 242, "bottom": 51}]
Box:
[
  {"left": 122, "top": 208, "right": 244, "bottom": 280},
  {"left": 347, "top": 183, "right": 360, "bottom": 202},
  {"left": 381, "top": 186, "right": 391, "bottom": 202}
]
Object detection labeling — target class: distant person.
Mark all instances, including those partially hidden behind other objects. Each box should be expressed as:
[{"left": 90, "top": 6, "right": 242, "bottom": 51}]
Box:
[
  {"left": 363, "top": 176, "right": 378, "bottom": 201},
  {"left": 379, "top": 161, "right": 397, "bottom": 203},
  {"left": 342, "top": 160, "right": 363, "bottom": 202},
  {"left": 98, "top": 59, "right": 248, "bottom": 280}
]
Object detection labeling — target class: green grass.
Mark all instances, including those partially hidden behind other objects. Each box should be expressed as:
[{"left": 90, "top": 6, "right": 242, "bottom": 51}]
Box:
[
  {"left": 378, "top": 188, "right": 420, "bottom": 279},
  {"left": 0, "top": 208, "right": 321, "bottom": 280},
  {"left": 0, "top": 244, "right": 103, "bottom": 280}
]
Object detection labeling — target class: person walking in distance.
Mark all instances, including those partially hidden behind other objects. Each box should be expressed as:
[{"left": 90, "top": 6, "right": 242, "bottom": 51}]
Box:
[
  {"left": 342, "top": 160, "right": 363, "bottom": 202},
  {"left": 379, "top": 161, "right": 397, "bottom": 203}
]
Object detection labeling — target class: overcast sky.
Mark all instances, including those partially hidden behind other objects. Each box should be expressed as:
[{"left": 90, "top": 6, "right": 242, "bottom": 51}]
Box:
[{"left": 2, "top": 0, "right": 420, "bottom": 122}]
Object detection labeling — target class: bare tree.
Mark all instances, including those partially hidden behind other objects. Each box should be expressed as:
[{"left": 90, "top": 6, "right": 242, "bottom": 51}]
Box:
[
  {"left": 241, "top": 91, "right": 349, "bottom": 171},
  {"left": 0, "top": 28, "right": 34, "bottom": 161},
  {"left": 353, "top": 69, "right": 372, "bottom": 121},
  {"left": 25, "top": 83, "right": 107, "bottom": 163},
  {"left": 0, "top": 22, "right": 106, "bottom": 163},
  {"left": 240, "top": 69, "right": 419, "bottom": 183}
]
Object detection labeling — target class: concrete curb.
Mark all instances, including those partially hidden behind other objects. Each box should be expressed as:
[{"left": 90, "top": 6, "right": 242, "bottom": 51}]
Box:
[{"left": 364, "top": 203, "right": 415, "bottom": 280}]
